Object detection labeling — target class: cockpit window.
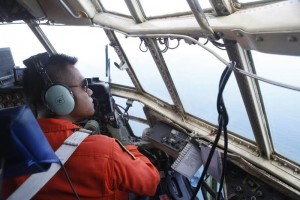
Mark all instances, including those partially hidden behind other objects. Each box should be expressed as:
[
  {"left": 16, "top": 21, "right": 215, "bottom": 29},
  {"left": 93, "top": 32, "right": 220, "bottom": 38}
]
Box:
[
  {"left": 116, "top": 32, "right": 173, "bottom": 104},
  {"left": 114, "top": 96, "right": 147, "bottom": 120},
  {"left": 0, "top": 23, "right": 45, "bottom": 68},
  {"left": 113, "top": 96, "right": 149, "bottom": 137},
  {"left": 100, "top": 0, "right": 131, "bottom": 16},
  {"left": 139, "top": 0, "right": 211, "bottom": 17},
  {"left": 139, "top": 0, "right": 191, "bottom": 17},
  {"left": 163, "top": 40, "right": 254, "bottom": 140},
  {"left": 237, "top": 0, "right": 272, "bottom": 3},
  {"left": 253, "top": 51, "right": 300, "bottom": 163},
  {"left": 40, "top": 25, "right": 134, "bottom": 87},
  {"left": 233, "top": 0, "right": 282, "bottom": 8}
]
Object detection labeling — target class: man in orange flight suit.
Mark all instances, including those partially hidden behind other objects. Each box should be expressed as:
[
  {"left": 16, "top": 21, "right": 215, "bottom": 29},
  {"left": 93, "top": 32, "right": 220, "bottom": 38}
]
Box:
[{"left": 3, "top": 53, "right": 160, "bottom": 199}]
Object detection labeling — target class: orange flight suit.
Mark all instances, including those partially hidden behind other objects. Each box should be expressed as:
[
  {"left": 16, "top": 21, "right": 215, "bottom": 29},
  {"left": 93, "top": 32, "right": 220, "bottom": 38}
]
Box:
[{"left": 3, "top": 118, "right": 160, "bottom": 200}]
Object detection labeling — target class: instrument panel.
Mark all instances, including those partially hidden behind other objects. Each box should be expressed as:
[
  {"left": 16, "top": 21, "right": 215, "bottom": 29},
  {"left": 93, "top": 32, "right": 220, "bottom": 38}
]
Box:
[
  {"left": 225, "top": 161, "right": 291, "bottom": 200},
  {"left": 144, "top": 121, "right": 188, "bottom": 158},
  {"left": 0, "top": 88, "right": 25, "bottom": 110}
]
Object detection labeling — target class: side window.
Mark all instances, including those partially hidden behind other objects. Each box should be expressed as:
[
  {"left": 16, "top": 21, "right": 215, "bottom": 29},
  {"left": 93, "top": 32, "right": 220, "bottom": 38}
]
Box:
[
  {"left": 0, "top": 24, "right": 46, "bottom": 67},
  {"left": 253, "top": 51, "right": 300, "bottom": 163}
]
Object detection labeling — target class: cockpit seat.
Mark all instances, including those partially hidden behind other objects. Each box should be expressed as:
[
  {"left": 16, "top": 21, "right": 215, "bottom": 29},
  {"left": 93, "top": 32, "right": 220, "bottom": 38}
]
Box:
[{"left": 0, "top": 105, "right": 59, "bottom": 179}]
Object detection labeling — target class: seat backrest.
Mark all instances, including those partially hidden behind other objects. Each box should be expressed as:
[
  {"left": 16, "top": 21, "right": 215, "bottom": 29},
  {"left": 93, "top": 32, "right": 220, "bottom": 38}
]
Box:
[{"left": 0, "top": 105, "right": 59, "bottom": 179}]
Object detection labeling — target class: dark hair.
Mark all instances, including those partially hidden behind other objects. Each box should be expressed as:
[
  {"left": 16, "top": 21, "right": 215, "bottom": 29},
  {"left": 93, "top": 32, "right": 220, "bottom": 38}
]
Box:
[{"left": 23, "top": 53, "right": 78, "bottom": 106}]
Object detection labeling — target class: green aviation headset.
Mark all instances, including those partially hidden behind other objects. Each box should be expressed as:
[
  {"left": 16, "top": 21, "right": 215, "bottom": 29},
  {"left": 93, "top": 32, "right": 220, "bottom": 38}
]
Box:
[{"left": 23, "top": 53, "right": 75, "bottom": 115}]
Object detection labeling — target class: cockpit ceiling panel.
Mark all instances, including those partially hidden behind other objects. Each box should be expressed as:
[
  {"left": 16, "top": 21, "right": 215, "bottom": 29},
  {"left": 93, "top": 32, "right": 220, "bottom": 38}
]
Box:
[
  {"left": 2, "top": 0, "right": 299, "bottom": 55},
  {"left": 0, "top": 0, "right": 94, "bottom": 25},
  {"left": 92, "top": 0, "right": 300, "bottom": 56},
  {"left": 37, "top": 0, "right": 93, "bottom": 25},
  {"left": 0, "top": 0, "right": 36, "bottom": 22}
]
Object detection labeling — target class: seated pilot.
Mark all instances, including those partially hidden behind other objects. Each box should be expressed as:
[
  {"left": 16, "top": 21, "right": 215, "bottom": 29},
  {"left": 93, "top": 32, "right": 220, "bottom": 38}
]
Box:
[{"left": 2, "top": 53, "right": 160, "bottom": 200}]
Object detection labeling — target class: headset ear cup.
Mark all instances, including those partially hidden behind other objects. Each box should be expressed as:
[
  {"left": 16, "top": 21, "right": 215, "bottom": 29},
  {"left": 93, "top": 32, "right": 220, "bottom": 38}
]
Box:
[{"left": 44, "top": 84, "right": 75, "bottom": 115}]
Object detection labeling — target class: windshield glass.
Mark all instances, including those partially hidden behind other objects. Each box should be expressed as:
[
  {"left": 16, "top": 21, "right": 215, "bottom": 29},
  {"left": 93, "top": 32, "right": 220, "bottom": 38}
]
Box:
[
  {"left": 101, "top": 0, "right": 131, "bottom": 16},
  {"left": 0, "top": 23, "right": 45, "bottom": 67},
  {"left": 41, "top": 25, "right": 134, "bottom": 87},
  {"left": 163, "top": 40, "right": 254, "bottom": 140},
  {"left": 116, "top": 32, "right": 173, "bottom": 104},
  {"left": 253, "top": 51, "right": 300, "bottom": 163},
  {"left": 139, "top": 0, "right": 212, "bottom": 17},
  {"left": 113, "top": 96, "right": 148, "bottom": 137}
]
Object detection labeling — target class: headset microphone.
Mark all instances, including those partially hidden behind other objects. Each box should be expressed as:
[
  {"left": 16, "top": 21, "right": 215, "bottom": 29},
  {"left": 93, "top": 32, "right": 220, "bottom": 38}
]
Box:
[{"left": 84, "top": 120, "right": 100, "bottom": 134}]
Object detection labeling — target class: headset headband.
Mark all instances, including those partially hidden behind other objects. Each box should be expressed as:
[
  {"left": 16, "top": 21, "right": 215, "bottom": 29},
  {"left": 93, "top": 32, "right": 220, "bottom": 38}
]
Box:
[
  {"left": 32, "top": 53, "right": 52, "bottom": 87},
  {"left": 23, "top": 52, "right": 51, "bottom": 85}
]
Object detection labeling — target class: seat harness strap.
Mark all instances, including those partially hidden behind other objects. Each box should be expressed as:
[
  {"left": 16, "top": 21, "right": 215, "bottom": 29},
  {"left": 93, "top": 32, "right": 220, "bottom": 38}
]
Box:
[{"left": 7, "top": 129, "right": 91, "bottom": 200}]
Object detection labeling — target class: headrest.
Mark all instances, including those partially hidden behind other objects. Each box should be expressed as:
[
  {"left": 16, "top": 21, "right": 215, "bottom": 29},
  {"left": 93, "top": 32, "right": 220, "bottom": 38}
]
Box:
[{"left": 0, "top": 105, "right": 59, "bottom": 179}]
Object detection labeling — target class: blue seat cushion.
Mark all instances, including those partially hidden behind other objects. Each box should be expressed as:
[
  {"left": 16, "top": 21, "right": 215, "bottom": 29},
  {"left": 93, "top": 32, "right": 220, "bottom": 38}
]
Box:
[{"left": 0, "top": 105, "right": 59, "bottom": 179}]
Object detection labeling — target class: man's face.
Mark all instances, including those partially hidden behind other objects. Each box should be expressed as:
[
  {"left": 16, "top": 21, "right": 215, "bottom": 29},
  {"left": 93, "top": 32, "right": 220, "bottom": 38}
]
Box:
[{"left": 65, "top": 65, "right": 95, "bottom": 121}]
